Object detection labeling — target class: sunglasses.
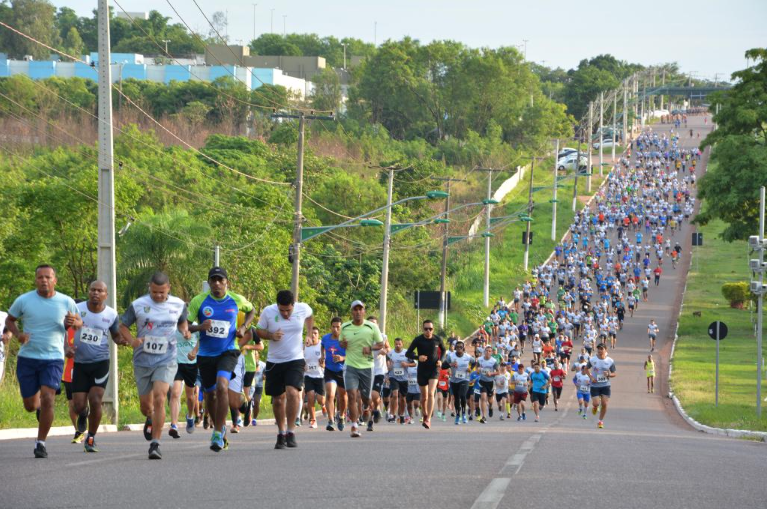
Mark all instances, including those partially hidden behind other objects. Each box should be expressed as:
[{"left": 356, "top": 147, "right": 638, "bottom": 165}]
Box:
[{"left": 424, "top": 327, "right": 434, "bottom": 331}]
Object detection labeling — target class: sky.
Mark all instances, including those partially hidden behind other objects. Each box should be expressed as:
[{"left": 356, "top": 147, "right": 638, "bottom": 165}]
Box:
[{"left": 51, "top": 0, "right": 766, "bottom": 80}]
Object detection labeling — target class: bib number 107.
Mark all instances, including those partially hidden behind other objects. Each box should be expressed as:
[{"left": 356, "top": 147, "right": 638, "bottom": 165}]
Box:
[{"left": 143, "top": 336, "right": 168, "bottom": 355}]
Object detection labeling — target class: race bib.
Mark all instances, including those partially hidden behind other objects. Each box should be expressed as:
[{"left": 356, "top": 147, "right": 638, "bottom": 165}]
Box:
[
  {"left": 207, "top": 320, "right": 231, "bottom": 339},
  {"left": 408, "top": 379, "right": 418, "bottom": 387},
  {"left": 454, "top": 370, "right": 468, "bottom": 380},
  {"left": 307, "top": 364, "right": 322, "bottom": 375},
  {"left": 596, "top": 374, "right": 608, "bottom": 383},
  {"left": 393, "top": 368, "right": 405, "bottom": 377},
  {"left": 481, "top": 368, "right": 492, "bottom": 376},
  {"left": 553, "top": 376, "right": 561, "bottom": 382},
  {"left": 515, "top": 381, "right": 527, "bottom": 390},
  {"left": 579, "top": 385, "right": 589, "bottom": 393},
  {"left": 143, "top": 335, "right": 168, "bottom": 355},
  {"left": 79, "top": 327, "right": 103, "bottom": 346}
]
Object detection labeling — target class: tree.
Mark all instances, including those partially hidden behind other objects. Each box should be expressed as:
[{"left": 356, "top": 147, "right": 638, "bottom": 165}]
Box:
[
  {"left": 208, "top": 11, "right": 228, "bottom": 42},
  {"left": 311, "top": 67, "right": 342, "bottom": 113},
  {"left": 696, "top": 48, "right": 767, "bottom": 241},
  {"left": 62, "top": 26, "right": 84, "bottom": 58},
  {"left": 249, "top": 33, "right": 301, "bottom": 56},
  {"left": 2, "top": 0, "right": 60, "bottom": 60}
]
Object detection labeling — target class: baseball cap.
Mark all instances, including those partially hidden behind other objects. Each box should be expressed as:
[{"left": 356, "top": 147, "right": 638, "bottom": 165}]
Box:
[
  {"left": 350, "top": 300, "right": 365, "bottom": 310},
  {"left": 208, "top": 267, "right": 228, "bottom": 280}
]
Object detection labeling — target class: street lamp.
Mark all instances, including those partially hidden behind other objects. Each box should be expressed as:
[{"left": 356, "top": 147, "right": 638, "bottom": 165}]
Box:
[{"left": 161, "top": 39, "right": 170, "bottom": 55}]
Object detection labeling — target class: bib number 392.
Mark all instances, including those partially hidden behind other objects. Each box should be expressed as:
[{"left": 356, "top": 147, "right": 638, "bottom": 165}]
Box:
[
  {"left": 143, "top": 335, "right": 169, "bottom": 355},
  {"left": 207, "top": 320, "right": 231, "bottom": 339}
]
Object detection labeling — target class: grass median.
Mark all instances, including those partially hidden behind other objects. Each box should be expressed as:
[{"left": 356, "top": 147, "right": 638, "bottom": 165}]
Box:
[{"left": 672, "top": 219, "right": 767, "bottom": 432}]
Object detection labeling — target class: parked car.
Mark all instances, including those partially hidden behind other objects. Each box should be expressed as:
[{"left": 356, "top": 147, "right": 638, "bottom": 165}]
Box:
[
  {"left": 593, "top": 138, "right": 617, "bottom": 150},
  {"left": 557, "top": 153, "right": 588, "bottom": 171},
  {"left": 557, "top": 147, "right": 578, "bottom": 160}
]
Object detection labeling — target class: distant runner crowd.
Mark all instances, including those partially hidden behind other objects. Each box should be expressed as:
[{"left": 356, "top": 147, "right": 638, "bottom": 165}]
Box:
[{"left": 4, "top": 126, "right": 701, "bottom": 459}]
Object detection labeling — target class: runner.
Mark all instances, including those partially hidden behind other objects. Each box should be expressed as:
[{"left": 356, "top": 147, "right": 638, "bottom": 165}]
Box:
[
  {"left": 303, "top": 326, "right": 325, "bottom": 429},
  {"left": 548, "top": 359, "right": 566, "bottom": 412},
  {"left": 494, "top": 363, "right": 510, "bottom": 420},
  {"left": 529, "top": 363, "right": 550, "bottom": 422},
  {"left": 475, "top": 346, "right": 499, "bottom": 424},
  {"left": 436, "top": 362, "right": 450, "bottom": 422},
  {"left": 511, "top": 364, "right": 529, "bottom": 421},
  {"left": 249, "top": 349, "right": 266, "bottom": 425},
  {"left": 647, "top": 319, "right": 659, "bottom": 352},
  {"left": 444, "top": 340, "right": 474, "bottom": 425},
  {"left": 405, "top": 361, "right": 421, "bottom": 423},
  {"left": 387, "top": 337, "right": 411, "bottom": 424},
  {"left": 62, "top": 326, "right": 87, "bottom": 444},
  {"left": 71, "top": 281, "right": 123, "bottom": 452},
  {"left": 321, "top": 317, "right": 346, "bottom": 431},
  {"left": 240, "top": 323, "right": 264, "bottom": 427},
  {"left": 169, "top": 324, "right": 200, "bottom": 438},
  {"left": 367, "top": 316, "right": 388, "bottom": 430},
  {"left": 120, "top": 271, "right": 190, "bottom": 459},
  {"left": 573, "top": 364, "right": 592, "bottom": 417},
  {"left": 188, "top": 267, "right": 255, "bottom": 452},
  {"left": 586, "top": 343, "right": 616, "bottom": 429},
  {"left": 644, "top": 354, "right": 656, "bottom": 393},
  {"left": 6, "top": 265, "right": 81, "bottom": 458},
  {"left": 339, "top": 301, "right": 383, "bottom": 438},
  {"left": 405, "top": 319, "right": 446, "bottom": 429},
  {"left": 256, "top": 290, "right": 314, "bottom": 448}
]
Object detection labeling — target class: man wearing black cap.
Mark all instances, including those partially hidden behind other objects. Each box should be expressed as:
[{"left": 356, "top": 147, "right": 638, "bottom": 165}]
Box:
[{"left": 188, "top": 267, "right": 255, "bottom": 452}]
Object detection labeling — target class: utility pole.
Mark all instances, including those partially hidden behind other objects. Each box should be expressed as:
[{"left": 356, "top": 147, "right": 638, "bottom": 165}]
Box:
[
  {"left": 587, "top": 101, "right": 593, "bottom": 192},
  {"left": 641, "top": 78, "right": 646, "bottom": 129},
  {"left": 522, "top": 39, "right": 528, "bottom": 60},
  {"left": 612, "top": 91, "right": 617, "bottom": 162},
  {"left": 599, "top": 91, "right": 604, "bottom": 177},
  {"left": 379, "top": 168, "right": 395, "bottom": 335},
  {"left": 97, "top": 0, "right": 118, "bottom": 425},
  {"left": 477, "top": 168, "right": 502, "bottom": 307},
  {"left": 214, "top": 244, "right": 220, "bottom": 266},
  {"left": 660, "top": 68, "right": 666, "bottom": 110},
  {"left": 271, "top": 112, "right": 335, "bottom": 299},
  {"left": 270, "top": 8, "right": 274, "bottom": 34},
  {"left": 523, "top": 157, "right": 535, "bottom": 271},
  {"left": 573, "top": 132, "right": 581, "bottom": 213},
  {"left": 551, "top": 139, "right": 559, "bottom": 241},
  {"left": 435, "top": 177, "right": 465, "bottom": 332},
  {"left": 623, "top": 79, "right": 628, "bottom": 144},
  {"left": 252, "top": 4, "right": 257, "bottom": 42},
  {"left": 757, "top": 187, "right": 765, "bottom": 417}
]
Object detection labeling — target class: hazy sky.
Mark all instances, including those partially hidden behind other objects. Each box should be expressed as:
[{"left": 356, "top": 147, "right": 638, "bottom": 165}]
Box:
[{"left": 51, "top": 0, "right": 765, "bottom": 80}]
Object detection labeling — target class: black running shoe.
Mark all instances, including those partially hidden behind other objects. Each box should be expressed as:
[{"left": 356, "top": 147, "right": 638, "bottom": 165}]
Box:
[
  {"left": 143, "top": 417, "right": 153, "bottom": 441},
  {"left": 34, "top": 443, "right": 47, "bottom": 459},
  {"left": 148, "top": 442, "right": 162, "bottom": 460},
  {"left": 76, "top": 409, "right": 88, "bottom": 434},
  {"left": 274, "top": 434, "right": 286, "bottom": 449},
  {"left": 373, "top": 410, "right": 381, "bottom": 424},
  {"left": 366, "top": 421, "right": 374, "bottom": 432},
  {"left": 285, "top": 432, "right": 297, "bottom": 448}
]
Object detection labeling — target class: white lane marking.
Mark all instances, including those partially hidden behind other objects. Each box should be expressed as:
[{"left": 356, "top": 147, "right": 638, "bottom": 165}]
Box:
[
  {"left": 506, "top": 453, "right": 527, "bottom": 467},
  {"left": 470, "top": 477, "right": 511, "bottom": 509}
]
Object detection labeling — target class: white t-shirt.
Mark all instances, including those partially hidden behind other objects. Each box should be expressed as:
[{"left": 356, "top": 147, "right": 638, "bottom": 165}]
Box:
[
  {"left": 304, "top": 342, "right": 324, "bottom": 379},
  {"left": 257, "top": 302, "right": 313, "bottom": 363}
]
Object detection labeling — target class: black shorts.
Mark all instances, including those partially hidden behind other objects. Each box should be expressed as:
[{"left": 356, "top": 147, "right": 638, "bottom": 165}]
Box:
[
  {"left": 264, "top": 359, "right": 306, "bottom": 397},
  {"left": 382, "top": 385, "right": 391, "bottom": 398},
  {"left": 324, "top": 368, "right": 345, "bottom": 389},
  {"left": 243, "top": 371, "right": 256, "bottom": 388},
  {"left": 174, "top": 363, "right": 198, "bottom": 388},
  {"left": 303, "top": 375, "right": 325, "bottom": 396},
  {"left": 252, "top": 386, "right": 263, "bottom": 398},
  {"left": 479, "top": 380, "right": 494, "bottom": 395},
  {"left": 197, "top": 350, "right": 240, "bottom": 391},
  {"left": 60, "top": 380, "right": 73, "bottom": 401},
  {"left": 590, "top": 385, "right": 612, "bottom": 398},
  {"left": 417, "top": 366, "right": 439, "bottom": 387},
  {"left": 559, "top": 352, "right": 571, "bottom": 360},
  {"left": 406, "top": 392, "right": 421, "bottom": 403},
  {"left": 391, "top": 379, "right": 408, "bottom": 395},
  {"left": 72, "top": 360, "right": 110, "bottom": 393},
  {"left": 552, "top": 386, "right": 563, "bottom": 398},
  {"left": 437, "top": 388, "right": 449, "bottom": 398},
  {"left": 495, "top": 392, "right": 508, "bottom": 403},
  {"left": 530, "top": 391, "right": 547, "bottom": 405},
  {"left": 372, "top": 374, "right": 385, "bottom": 394}
]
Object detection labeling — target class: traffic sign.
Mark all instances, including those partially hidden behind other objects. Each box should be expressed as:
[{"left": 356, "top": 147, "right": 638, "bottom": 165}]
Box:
[{"left": 708, "top": 321, "right": 728, "bottom": 341}]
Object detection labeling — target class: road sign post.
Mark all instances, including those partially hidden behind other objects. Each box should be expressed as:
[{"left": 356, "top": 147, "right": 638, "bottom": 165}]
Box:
[{"left": 708, "top": 321, "right": 728, "bottom": 407}]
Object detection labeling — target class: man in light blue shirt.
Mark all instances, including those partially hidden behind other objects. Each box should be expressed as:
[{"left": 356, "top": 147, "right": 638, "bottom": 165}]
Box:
[{"left": 6, "top": 265, "right": 81, "bottom": 459}]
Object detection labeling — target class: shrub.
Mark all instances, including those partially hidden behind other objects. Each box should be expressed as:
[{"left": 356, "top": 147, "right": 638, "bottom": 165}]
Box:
[{"left": 721, "top": 282, "right": 750, "bottom": 308}]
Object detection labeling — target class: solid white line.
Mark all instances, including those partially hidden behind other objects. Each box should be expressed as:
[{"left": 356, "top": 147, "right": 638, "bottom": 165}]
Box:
[{"left": 470, "top": 477, "right": 511, "bottom": 509}]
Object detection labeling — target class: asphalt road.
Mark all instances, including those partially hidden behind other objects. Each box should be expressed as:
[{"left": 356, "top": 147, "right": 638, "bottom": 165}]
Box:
[{"left": 1, "top": 116, "right": 765, "bottom": 509}]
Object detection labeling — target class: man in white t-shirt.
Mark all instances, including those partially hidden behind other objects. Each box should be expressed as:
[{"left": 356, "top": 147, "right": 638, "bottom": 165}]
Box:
[{"left": 256, "top": 290, "right": 314, "bottom": 449}]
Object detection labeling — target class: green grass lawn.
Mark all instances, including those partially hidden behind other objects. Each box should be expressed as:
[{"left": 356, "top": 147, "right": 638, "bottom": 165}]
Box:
[{"left": 672, "top": 219, "right": 767, "bottom": 432}]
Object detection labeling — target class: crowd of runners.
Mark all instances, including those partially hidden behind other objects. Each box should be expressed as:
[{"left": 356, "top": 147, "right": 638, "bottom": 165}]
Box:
[{"left": 4, "top": 125, "right": 701, "bottom": 460}]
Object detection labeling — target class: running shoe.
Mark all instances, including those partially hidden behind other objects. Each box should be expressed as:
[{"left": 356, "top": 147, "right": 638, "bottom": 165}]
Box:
[
  {"left": 479, "top": 417, "right": 487, "bottom": 424},
  {"left": 517, "top": 416, "right": 522, "bottom": 421},
  {"left": 275, "top": 434, "right": 286, "bottom": 449},
  {"left": 34, "top": 442, "right": 47, "bottom": 459},
  {"left": 455, "top": 415, "right": 460, "bottom": 425},
  {"left": 442, "top": 414, "right": 446, "bottom": 422},
  {"left": 422, "top": 421, "right": 430, "bottom": 429},
  {"left": 76, "top": 409, "right": 88, "bottom": 434},
  {"left": 230, "top": 424, "right": 240, "bottom": 434},
  {"left": 366, "top": 421, "right": 374, "bottom": 432},
  {"left": 309, "top": 420, "right": 317, "bottom": 429},
  {"left": 84, "top": 435, "right": 98, "bottom": 453},
  {"left": 203, "top": 414, "right": 209, "bottom": 429},
  {"left": 337, "top": 417, "right": 345, "bottom": 431},
  {"left": 71, "top": 431, "right": 84, "bottom": 444},
  {"left": 286, "top": 432, "right": 297, "bottom": 448},
  {"left": 583, "top": 413, "right": 587, "bottom": 419},
  {"left": 222, "top": 436, "right": 229, "bottom": 450},
  {"left": 210, "top": 431, "right": 224, "bottom": 452},
  {"left": 522, "top": 412, "right": 526, "bottom": 421},
  {"left": 148, "top": 442, "right": 161, "bottom": 460},
  {"left": 535, "top": 417, "right": 540, "bottom": 422},
  {"left": 500, "top": 414, "right": 505, "bottom": 421},
  {"left": 592, "top": 406, "right": 599, "bottom": 416},
  {"left": 143, "top": 417, "right": 153, "bottom": 441},
  {"left": 186, "top": 415, "right": 195, "bottom": 434},
  {"left": 350, "top": 427, "right": 361, "bottom": 438},
  {"left": 598, "top": 420, "right": 604, "bottom": 429},
  {"left": 436, "top": 411, "right": 442, "bottom": 419},
  {"left": 462, "top": 415, "right": 468, "bottom": 424},
  {"left": 252, "top": 419, "right": 258, "bottom": 426},
  {"left": 295, "top": 418, "right": 302, "bottom": 427},
  {"left": 489, "top": 408, "right": 493, "bottom": 418},
  {"left": 373, "top": 410, "right": 381, "bottom": 424},
  {"left": 399, "top": 416, "right": 405, "bottom": 425},
  {"left": 169, "top": 424, "right": 180, "bottom": 439},
  {"left": 326, "top": 421, "right": 335, "bottom": 431}
]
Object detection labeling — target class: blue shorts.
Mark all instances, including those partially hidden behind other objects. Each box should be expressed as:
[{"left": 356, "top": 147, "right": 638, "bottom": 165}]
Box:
[
  {"left": 16, "top": 356, "right": 64, "bottom": 399},
  {"left": 577, "top": 391, "right": 591, "bottom": 402}
]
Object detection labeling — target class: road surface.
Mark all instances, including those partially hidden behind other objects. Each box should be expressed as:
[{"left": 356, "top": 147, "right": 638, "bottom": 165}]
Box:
[{"left": 1, "top": 115, "right": 764, "bottom": 509}]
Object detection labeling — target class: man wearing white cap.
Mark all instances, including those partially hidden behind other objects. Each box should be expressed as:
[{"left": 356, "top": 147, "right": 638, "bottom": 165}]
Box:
[{"left": 339, "top": 300, "right": 383, "bottom": 438}]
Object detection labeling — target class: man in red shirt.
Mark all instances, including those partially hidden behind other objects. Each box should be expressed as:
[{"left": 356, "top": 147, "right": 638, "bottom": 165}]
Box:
[
  {"left": 653, "top": 266, "right": 663, "bottom": 286},
  {"left": 436, "top": 366, "right": 451, "bottom": 421},
  {"left": 549, "top": 360, "right": 566, "bottom": 411}
]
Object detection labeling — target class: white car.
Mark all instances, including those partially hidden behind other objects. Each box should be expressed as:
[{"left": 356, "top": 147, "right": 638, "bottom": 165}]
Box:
[
  {"left": 557, "top": 148, "right": 578, "bottom": 160},
  {"left": 593, "top": 138, "right": 617, "bottom": 150},
  {"left": 557, "top": 153, "right": 588, "bottom": 171}
]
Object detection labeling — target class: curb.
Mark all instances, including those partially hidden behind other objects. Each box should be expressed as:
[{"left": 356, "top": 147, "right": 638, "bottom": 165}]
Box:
[{"left": 1, "top": 418, "right": 277, "bottom": 441}]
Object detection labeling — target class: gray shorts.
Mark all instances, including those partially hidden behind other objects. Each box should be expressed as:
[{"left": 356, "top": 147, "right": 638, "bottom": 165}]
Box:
[
  {"left": 343, "top": 365, "right": 373, "bottom": 398},
  {"left": 134, "top": 362, "right": 177, "bottom": 396}
]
